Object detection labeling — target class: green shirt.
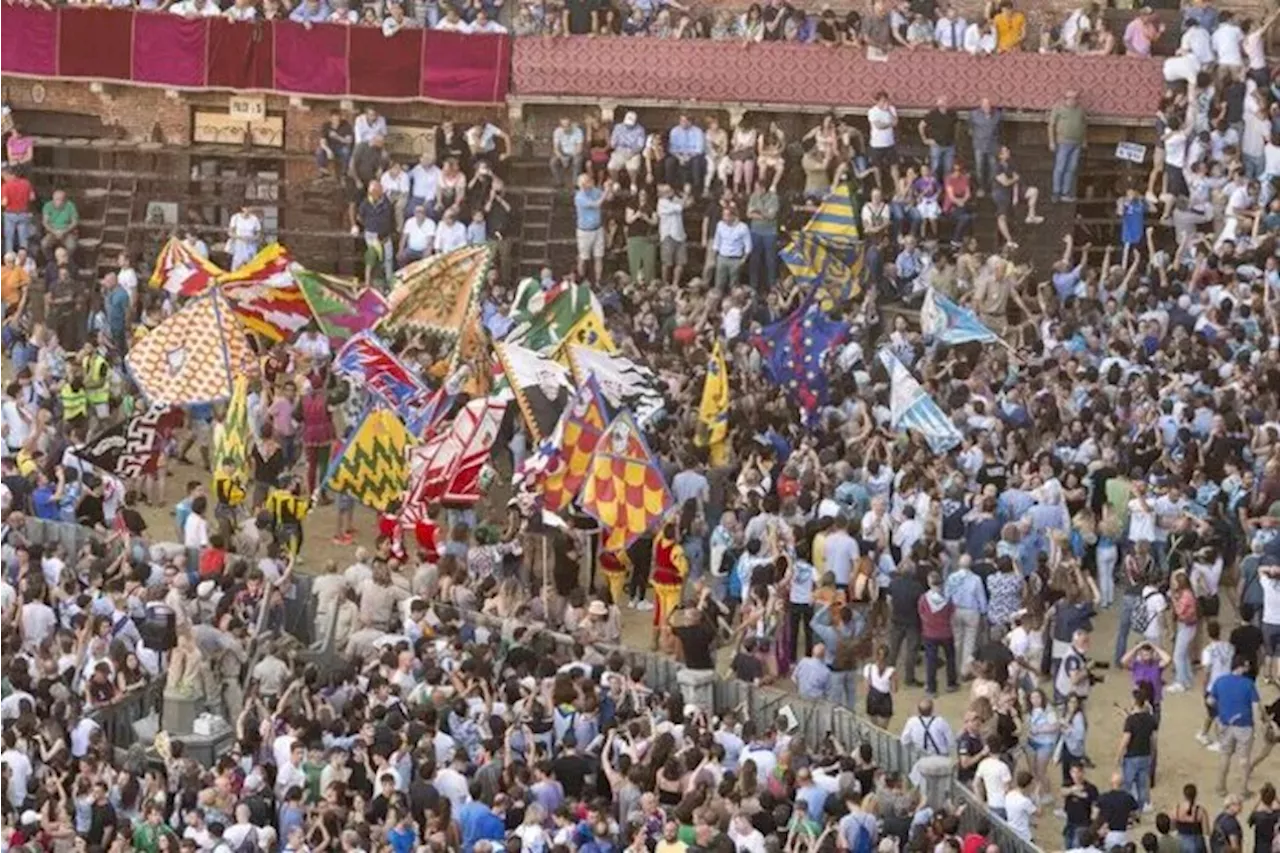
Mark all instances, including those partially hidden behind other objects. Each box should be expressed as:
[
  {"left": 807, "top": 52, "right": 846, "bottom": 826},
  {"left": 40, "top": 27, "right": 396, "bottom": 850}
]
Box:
[
  {"left": 1049, "top": 104, "right": 1086, "bottom": 144},
  {"left": 43, "top": 200, "right": 78, "bottom": 231},
  {"left": 132, "top": 821, "right": 176, "bottom": 853}
]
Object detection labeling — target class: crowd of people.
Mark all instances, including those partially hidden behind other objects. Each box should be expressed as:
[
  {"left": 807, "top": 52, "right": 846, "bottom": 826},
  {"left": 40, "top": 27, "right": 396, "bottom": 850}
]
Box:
[{"left": 4, "top": 2, "right": 1280, "bottom": 853}]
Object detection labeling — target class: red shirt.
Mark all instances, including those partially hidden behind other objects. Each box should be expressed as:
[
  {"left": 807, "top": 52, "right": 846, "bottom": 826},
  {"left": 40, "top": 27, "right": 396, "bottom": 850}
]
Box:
[
  {"left": 1, "top": 177, "right": 34, "bottom": 213},
  {"left": 944, "top": 174, "right": 971, "bottom": 212},
  {"left": 961, "top": 834, "right": 988, "bottom": 853}
]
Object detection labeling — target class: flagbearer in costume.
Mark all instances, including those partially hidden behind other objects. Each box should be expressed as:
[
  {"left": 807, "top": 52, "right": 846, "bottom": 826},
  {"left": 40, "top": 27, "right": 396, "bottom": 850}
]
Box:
[
  {"left": 600, "top": 550, "right": 630, "bottom": 612},
  {"left": 650, "top": 521, "right": 688, "bottom": 651},
  {"left": 213, "top": 459, "right": 247, "bottom": 543},
  {"left": 266, "top": 477, "right": 311, "bottom": 556}
]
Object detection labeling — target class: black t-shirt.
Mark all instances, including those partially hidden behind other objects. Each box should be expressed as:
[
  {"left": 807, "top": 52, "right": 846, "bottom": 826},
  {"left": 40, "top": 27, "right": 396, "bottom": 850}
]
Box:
[
  {"left": 974, "top": 641, "right": 1014, "bottom": 686},
  {"left": 1063, "top": 782, "right": 1099, "bottom": 827},
  {"left": 1123, "top": 710, "right": 1157, "bottom": 757},
  {"left": 121, "top": 507, "right": 147, "bottom": 536},
  {"left": 76, "top": 493, "right": 105, "bottom": 528},
  {"left": 674, "top": 621, "right": 716, "bottom": 670},
  {"left": 923, "top": 109, "right": 958, "bottom": 148},
  {"left": 815, "top": 17, "right": 843, "bottom": 42},
  {"left": 888, "top": 575, "right": 926, "bottom": 628},
  {"left": 1251, "top": 808, "right": 1279, "bottom": 852},
  {"left": 552, "top": 751, "right": 591, "bottom": 797},
  {"left": 977, "top": 462, "right": 1007, "bottom": 492},
  {"left": 87, "top": 801, "right": 117, "bottom": 845},
  {"left": 565, "top": 0, "right": 597, "bottom": 34},
  {"left": 1096, "top": 789, "right": 1138, "bottom": 830},
  {"left": 1213, "top": 812, "right": 1243, "bottom": 851},
  {"left": 1230, "top": 624, "right": 1263, "bottom": 677},
  {"left": 323, "top": 120, "right": 353, "bottom": 150},
  {"left": 731, "top": 652, "right": 765, "bottom": 683},
  {"left": 955, "top": 730, "right": 984, "bottom": 783}
]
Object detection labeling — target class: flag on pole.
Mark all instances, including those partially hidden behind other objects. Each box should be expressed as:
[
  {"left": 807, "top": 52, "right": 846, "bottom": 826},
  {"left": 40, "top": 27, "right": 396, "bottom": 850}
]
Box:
[
  {"left": 325, "top": 408, "right": 415, "bottom": 511},
  {"left": 564, "top": 345, "right": 665, "bottom": 427},
  {"left": 780, "top": 231, "right": 864, "bottom": 312},
  {"left": 752, "top": 304, "right": 848, "bottom": 424},
  {"left": 381, "top": 244, "right": 491, "bottom": 338},
  {"left": 695, "top": 339, "right": 730, "bottom": 464},
  {"left": 218, "top": 244, "right": 313, "bottom": 342},
  {"left": 402, "top": 397, "right": 507, "bottom": 513},
  {"left": 920, "top": 288, "right": 999, "bottom": 345},
  {"left": 148, "top": 237, "right": 225, "bottom": 298},
  {"left": 72, "top": 404, "right": 180, "bottom": 478},
  {"left": 506, "top": 279, "right": 604, "bottom": 352},
  {"left": 293, "top": 267, "right": 387, "bottom": 347},
  {"left": 878, "top": 348, "right": 963, "bottom": 454},
  {"left": 126, "top": 290, "right": 257, "bottom": 406},
  {"left": 495, "top": 342, "right": 574, "bottom": 444},
  {"left": 518, "top": 377, "right": 610, "bottom": 514},
  {"left": 805, "top": 183, "right": 861, "bottom": 245},
  {"left": 579, "top": 411, "right": 675, "bottom": 553},
  {"left": 211, "top": 376, "right": 250, "bottom": 477}
]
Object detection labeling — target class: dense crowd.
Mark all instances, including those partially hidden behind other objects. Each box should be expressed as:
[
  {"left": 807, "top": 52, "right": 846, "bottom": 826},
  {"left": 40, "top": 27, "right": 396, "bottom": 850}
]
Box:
[{"left": 5, "top": 3, "right": 1280, "bottom": 853}]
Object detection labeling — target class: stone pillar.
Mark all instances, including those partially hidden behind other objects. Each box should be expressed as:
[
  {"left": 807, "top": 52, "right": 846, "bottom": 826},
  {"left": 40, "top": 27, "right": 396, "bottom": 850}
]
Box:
[
  {"left": 676, "top": 667, "right": 715, "bottom": 710},
  {"left": 913, "top": 755, "right": 956, "bottom": 810},
  {"left": 162, "top": 690, "right": 200, "bottom": 736}
]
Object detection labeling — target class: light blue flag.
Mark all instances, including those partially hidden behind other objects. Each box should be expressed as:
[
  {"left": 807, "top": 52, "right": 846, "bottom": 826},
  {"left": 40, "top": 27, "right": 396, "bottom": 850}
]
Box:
[
  {"left": 878, "top": 348, "right": 963, "bottom": 454},
  {"left": 920, "top": 288, "right": 998, "bottom": 345}
]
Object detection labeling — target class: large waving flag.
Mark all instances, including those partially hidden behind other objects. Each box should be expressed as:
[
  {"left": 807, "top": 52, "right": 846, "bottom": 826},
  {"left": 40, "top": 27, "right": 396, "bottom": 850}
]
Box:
[
  {"left": 334, "top": 330, "right": 429, "bottom": 416},
  {"left": 920, "top": 288, "right": 999, "bottom": 346},
  {"left": 381, "top": 243, "right": 491, "bottom": 338},
  {"left": 519, "top": 378, "right": 610, "bottom": 514},
  {"left": 126, "top": 290, "right": 257, "bottom": 406},
  {"left": 507, "top": 279, "right": 609, "bottom": 353},
  {"left": 806, "top": 182, "right": 861, "bottom": 245},
  {"left": 878, "top": 348, "right": 963, "bottom": 454},
  {"left": 325, "top": 408, "right": 415, "bottom": 511},
  {"left": 149, "top": 237, "right": 225, "bottom": 298},
  {"left": 780, "top": 231, "right": 864, "bottom": 312},
  {"left": 402, "top": 397, "right": 507, "bottom": 513},
  {"left": 294, "top": 268, "right": 387, "bottom": 347},
  {"left": 496, "top": 343, "right": 574, "bottom": 444},
  {"left": 752, "top": 304, "right": 848, "bottom": 424},
  {"left": 73, "top": 404, "right": 180, "bottom": 478},
  {"left": 695, "top": 340, "right": 730, "bottom": 465},
  {"left": 580, "top": 411, "right": 675, "bottom": 553},
  {"left": 218, "top": 244, "right": 313, "bottom": 342},
  {"left": 564, "top": 345, "right": 665, "bottom": 427},
  {"left": 212, "top": 376, "right": 251, "bottom": 477}
]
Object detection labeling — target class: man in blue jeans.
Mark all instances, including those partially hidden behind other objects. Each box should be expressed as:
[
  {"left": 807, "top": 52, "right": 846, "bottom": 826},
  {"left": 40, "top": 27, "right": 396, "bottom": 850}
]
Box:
[
  {"left": 1048, "top": 89, "right": 1088, "bottom": 203},
  {"left": 1115, "top": 684, "right": 1158, "bottom": 812}
]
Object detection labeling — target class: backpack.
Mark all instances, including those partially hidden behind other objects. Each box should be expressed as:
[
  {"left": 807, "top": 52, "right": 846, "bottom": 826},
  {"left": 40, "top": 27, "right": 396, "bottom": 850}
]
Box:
[
  {"left": 849, "top": 822, "right": 872, "bottom": 853},
  {"left": 1131, "top": 590, "right": 1158, "bottom": 635},
  {"left": 1208, "top": 813, "right": 1234, "bottom": 853}
]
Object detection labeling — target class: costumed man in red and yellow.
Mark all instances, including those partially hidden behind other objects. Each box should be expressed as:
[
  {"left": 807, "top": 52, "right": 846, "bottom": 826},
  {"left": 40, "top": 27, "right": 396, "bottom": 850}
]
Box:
[
  {"left": 650, "top": 520, "right": 688, "bottom": 651},
  {"left": 600, "top": 549, "right": 630, "bottom": 613}
]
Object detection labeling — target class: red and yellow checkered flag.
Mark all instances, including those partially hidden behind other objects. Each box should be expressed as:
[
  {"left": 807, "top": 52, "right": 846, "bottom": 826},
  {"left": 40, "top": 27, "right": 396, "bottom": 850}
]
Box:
[
  {"left": 579, "top": 411, "right": 674, "bottom": 553},
  {"left": 542, "top": 379, "right": 609, "bottom": 513}
]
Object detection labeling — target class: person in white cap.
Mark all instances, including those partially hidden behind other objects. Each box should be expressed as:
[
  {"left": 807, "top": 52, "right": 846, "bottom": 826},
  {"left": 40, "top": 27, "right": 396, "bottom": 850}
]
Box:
[{"left": 608, "top": 111, "right": 646, "bottom": 185}]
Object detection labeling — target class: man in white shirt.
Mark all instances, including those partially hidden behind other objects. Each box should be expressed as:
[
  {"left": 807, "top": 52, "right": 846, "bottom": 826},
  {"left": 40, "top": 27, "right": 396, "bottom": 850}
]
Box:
[
  {"left": 408, "top": 153, "right": 442, "bottom": 219},
  {"left": 974, "top": 739, "right": 1012, "bottom": 817},
  {"left": 1003, "top": 770, "right": 1037, "bottom": 840},
  {"left": 867, "top": 90, "right": 899, "bottom": 181},
  {"left": 433, "top": 207, "right": 467, "bottom": 254},
  {"left": 1, "top": 734, "right": 32, "bottom": 809},
  {"left": 21, "top": 598, "right": 56, "bottom": 650},
  {"left": 226, "top": 205, "right": 262, "bottom": 270},
  {"left": 353, "top": 107, "right": 388, "bottom": 146},
  {"left": 1212, "top": 12, "right": 1245, "bottom": 68},
  {"left": 294, "top": 326, "right": 331, "bottom": 364},
  {"left": 183, "top": 496, "right": 211, "bottom": 550},
  {"left": 711, "top": 206, "right": 751, "bottom": 290},
  {"left": 399, "top": 205, "right": 436, "bottom": 266},
  {"left": 655, "top": 183, "right": 690, "bottom": 286},
  {"left": 170, "top": 0, "right": 222, "bottom": 17},
  {"left": 933, "top": 4, "right": 965, "bottom": 49},
  {"left": 1179, "top": 19, "right": 1215, "bottom": 66},
  {"left": 822, "top": 517, "right": 860, "bottom": 588},
  {"left": 550, "top": 118, "right": 586, "bottom": 189},
  {"left": 379, "top": 161, "right": 411, "bottom": 232}
]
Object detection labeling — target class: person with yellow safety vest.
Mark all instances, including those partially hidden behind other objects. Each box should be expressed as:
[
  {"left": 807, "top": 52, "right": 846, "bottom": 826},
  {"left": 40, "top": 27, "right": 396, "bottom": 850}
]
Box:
[
  {"left": 82, "top": 344, "right": 111, "bottom": 423},
  {"left": 59, "top": 366, "right": 88, "bottom": 432}
]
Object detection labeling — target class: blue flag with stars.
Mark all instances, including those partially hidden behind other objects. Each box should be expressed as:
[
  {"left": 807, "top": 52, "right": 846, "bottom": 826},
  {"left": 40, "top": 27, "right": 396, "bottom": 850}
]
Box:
[{"left": 752, "top": 303, "right": 849, "bottom": 425}]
